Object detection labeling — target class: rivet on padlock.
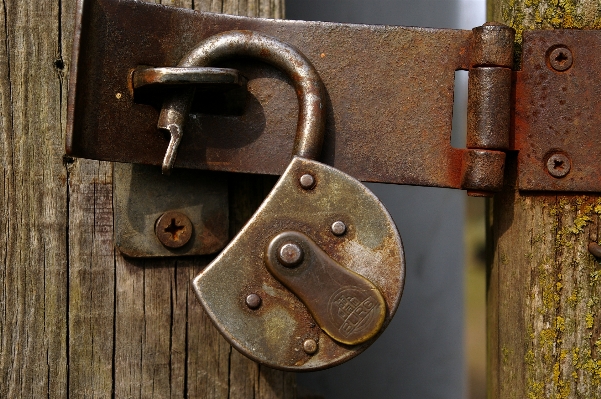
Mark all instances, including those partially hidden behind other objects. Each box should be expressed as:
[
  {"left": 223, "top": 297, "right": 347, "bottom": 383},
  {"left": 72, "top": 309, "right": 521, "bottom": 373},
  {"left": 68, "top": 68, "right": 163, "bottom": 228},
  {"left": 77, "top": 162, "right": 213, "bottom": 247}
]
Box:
[{"left": 158, "top": 30, "right": 405, "bottom": 370}]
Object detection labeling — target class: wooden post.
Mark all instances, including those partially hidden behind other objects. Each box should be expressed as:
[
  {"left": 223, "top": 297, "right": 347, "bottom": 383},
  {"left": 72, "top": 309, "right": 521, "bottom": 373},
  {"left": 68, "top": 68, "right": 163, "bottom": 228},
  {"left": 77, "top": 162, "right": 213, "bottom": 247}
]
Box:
[
  {"left": 487, "top": 2, "right": 601, "bottom": 398},
  {"left": 0, "top": 0, "right": 293, "bottom": 398}
]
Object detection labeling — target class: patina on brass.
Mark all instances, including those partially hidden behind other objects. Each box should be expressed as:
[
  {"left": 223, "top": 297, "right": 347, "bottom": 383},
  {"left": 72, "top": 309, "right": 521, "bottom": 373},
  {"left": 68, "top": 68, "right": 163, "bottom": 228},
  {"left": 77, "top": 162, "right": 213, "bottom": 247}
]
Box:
[
  {"left": 186, "top": 31, "right": 403, "bottom": 370},
  {"left": 265, "top": 231, "right": 387, "bottom": 346},
  {"left": 193, "top": 157, "right": 405, "bottom": 370}
]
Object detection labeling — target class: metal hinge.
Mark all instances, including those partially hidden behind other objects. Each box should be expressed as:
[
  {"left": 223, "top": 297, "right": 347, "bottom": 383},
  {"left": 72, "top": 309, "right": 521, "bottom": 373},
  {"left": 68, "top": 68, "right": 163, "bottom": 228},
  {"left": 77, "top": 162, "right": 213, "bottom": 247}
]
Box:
[{"left": 66, "top": 0, "right": 601, "bottom": 255}]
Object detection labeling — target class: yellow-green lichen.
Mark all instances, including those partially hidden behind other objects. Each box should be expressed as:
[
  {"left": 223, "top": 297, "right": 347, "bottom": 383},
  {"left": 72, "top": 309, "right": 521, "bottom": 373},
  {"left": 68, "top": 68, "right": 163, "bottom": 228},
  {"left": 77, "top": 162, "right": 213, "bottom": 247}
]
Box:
[{"left": 501, "top": 0, "right": 601, "bottom": 67}]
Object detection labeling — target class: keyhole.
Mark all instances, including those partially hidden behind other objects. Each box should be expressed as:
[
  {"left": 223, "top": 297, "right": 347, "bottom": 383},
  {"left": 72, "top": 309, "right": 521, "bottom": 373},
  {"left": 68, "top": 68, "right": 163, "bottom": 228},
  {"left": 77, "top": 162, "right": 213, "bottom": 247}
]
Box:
[{"left": 164, "top": 218, "right": 185, "bottom": 240}]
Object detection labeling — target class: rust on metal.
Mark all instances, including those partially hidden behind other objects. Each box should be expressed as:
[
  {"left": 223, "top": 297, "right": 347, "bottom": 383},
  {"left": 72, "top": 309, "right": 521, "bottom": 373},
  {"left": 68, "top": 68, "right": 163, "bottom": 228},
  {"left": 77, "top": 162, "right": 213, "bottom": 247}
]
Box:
[
  {"left": 185, "top": 37, "right": 404, "bottom": 369},
  {"left": 193, "top": 156, "right": 405, "bottom": 370},
  {"left": 548, "top": 46, "right": 573, "bottom": 72},
  {"left": 515, "top": 30, "right": 601, "bottom": 192},
  {"left": 265, "top": 231, "right": 387, "bottom": 346},
  {"left": 113, "top": 164, "right": 229, "bottom": 257},
  {"left": 470, "top": 23, "right": 514, "bottom": 68},
  {"left": 461, "top": 149, "right": 506, "bottom": 192},
  {"left": 132, "top": 66, "right": 242, "bottom": 88},
  {"left": 467, "top": 67, "right": 512, "bottom": 150},
  {"left": 463, "top": 23, "right": 513, "bottom": 196},
  {"left": 158, "top": 30, "right": 326, "bottom": 174},
  {"left": 155, "top": 210, "right": 194, "bottom": 248},
  {"left": 67, "top": 0, "right": 504, "bottom": 191},
  {"left": 546, "top": 152, "right": 571, "bottom": 178}
]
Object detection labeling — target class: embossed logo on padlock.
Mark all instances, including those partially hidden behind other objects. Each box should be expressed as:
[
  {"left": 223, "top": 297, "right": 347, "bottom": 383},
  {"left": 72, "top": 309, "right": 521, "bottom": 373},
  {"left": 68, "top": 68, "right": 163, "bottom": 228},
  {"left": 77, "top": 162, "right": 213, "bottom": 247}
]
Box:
[{"left": 329, "top": 287, "right": 381, "bottom": 339}]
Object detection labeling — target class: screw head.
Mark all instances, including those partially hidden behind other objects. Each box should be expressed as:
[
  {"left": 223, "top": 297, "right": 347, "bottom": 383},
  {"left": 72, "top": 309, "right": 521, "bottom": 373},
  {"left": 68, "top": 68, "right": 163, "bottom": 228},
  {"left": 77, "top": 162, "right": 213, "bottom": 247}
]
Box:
[
  {"left": 331, "top": 221, "right": 347, "bottom": 236},
  {"left": 548, "top": 47, "right": 573, "bottom": 72},
  {"left": 245, "top": 293, "right": 262, "bottom": 310},
  {"left": 155, "top": 211, "right": 193, "bottom": 248},
  {"left": 277, "top": 242, "right": 304, "bottom": 267},
  {"left": 546, "top": 153, "right": 571, "bottom": 178},
  {"left": 299, "top": 174, "right": 315, "bottom": 190},
  {"left": 303, "top": 339, "right": 318, "bottom": 355}
]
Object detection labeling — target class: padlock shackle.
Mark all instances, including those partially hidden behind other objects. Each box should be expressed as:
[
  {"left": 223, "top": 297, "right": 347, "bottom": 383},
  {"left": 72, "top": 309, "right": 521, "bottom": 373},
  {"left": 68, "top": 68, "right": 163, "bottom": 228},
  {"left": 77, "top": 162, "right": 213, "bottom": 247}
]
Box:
[{"left": 158, "top": 30, "right": 326, "bottom": 174}]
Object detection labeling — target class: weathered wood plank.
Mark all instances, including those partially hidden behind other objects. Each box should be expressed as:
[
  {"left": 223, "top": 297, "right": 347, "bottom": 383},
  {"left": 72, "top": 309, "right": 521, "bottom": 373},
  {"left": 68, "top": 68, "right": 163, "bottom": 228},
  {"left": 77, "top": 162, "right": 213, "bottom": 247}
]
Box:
[
  {"left": 65, "top": 0, "right": 292, "bottom": 398},
  {"left": 0, "top": 0, "right": 291, "bottom": 396},
  {"left": 68, "top": 160, "right": 115, "bottom": 398},
  {"left": 0, "top": 0, "right": 69, "bottom": 397},
  {"left": 489, "top": 3, "right": 601, "bottom": 398}
]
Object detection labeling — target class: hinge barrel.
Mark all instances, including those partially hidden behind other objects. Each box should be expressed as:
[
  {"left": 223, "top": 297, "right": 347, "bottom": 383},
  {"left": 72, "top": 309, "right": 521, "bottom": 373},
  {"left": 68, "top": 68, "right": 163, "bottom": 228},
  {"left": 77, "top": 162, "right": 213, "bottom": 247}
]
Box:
[{"left": 462, "top": 23, "right": 514, "bottom": 195}]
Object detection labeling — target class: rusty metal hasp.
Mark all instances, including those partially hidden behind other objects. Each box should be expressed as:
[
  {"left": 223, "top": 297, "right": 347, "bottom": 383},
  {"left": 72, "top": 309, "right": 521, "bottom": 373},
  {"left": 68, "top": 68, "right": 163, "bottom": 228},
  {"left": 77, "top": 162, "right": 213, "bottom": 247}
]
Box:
[{"left": 67, "top": 0, "right": 512, "bottom": 194}]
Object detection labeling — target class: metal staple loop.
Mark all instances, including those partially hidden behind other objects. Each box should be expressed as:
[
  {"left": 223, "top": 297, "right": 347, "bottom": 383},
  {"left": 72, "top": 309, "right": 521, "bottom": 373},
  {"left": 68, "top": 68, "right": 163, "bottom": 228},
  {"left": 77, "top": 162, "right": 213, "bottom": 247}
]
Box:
[{"left": 158, "top": 30, "right": 327, "bottom": 174}]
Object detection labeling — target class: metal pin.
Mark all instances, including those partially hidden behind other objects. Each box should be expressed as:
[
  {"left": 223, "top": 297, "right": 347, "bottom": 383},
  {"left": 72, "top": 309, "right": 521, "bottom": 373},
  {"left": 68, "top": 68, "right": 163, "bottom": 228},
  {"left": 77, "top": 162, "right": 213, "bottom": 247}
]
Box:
[
  {"left": 299, "top": 174, "right": 315, "bottom": 189},
  {"left": 278, "top": 242, "right": 304, "bottom": 267},
  {"left": 331, "top": 221, "right": 347, "bottom": 236},
  {"left": 303, "top": 339, "right": 318, "bottom": 355},
  {"left": 246, "top": 293, "right": 262, "bottom": 309}
]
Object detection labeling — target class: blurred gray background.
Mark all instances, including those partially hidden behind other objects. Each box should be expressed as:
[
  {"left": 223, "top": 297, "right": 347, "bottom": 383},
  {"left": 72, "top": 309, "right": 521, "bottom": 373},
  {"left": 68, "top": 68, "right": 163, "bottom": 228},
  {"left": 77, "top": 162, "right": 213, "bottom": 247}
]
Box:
[{"left": 285, "top": 1, "right": 486, "bottom": 398}]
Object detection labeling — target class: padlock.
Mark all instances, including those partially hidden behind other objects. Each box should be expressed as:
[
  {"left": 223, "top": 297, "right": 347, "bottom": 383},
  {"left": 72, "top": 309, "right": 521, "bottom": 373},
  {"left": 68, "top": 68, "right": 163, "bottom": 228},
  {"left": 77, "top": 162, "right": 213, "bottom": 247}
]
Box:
[{"left": 159, "top": 30, "right": 406, "bottom": 370}]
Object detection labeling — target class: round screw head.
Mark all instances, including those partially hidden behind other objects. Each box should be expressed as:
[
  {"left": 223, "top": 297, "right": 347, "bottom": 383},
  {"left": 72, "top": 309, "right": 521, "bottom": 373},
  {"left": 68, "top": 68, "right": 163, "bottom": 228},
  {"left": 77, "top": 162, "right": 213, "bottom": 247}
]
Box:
[
  {"left": 155, "top": 211, "right": 193, "bottom": 248},
  {"left": 277, "top": 242, "right": 304, "bottom": 267},
  {"left": 546, "top": 153, "right": 571, "bottom": 178},
  {"left": 303, "top": 339, "right": 318, "bottom": 355},
  {"left": 245, "top": 293, "right": 262, "bottom": 310},
  {"left": 299, "top": 174, "right": 315, "bottom": 190},
  {"left": 331, "top": 221, "right": 347, "bottom": 236},
  {"left": 548, "top": 47, "right": 573, "bottom": 72}
]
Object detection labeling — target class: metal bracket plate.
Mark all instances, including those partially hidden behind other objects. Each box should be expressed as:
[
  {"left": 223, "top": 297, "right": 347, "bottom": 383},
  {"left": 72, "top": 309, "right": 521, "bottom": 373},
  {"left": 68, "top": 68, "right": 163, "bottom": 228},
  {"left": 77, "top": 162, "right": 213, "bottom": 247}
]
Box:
[
  {"left": 515, "top": 30, "right": 601, "bottom": 192},
  {"left": 113, "top": 164, "right": 228, "bottom": 257}
]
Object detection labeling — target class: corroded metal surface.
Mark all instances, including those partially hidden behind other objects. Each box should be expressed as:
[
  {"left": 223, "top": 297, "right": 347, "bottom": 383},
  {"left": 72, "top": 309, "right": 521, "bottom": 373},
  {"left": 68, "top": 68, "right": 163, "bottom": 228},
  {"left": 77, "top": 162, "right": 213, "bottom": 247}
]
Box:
[
  {"left": 470, "top": 23, "right": 514, "bottom": 68},
  {"left": 113, "top": 164, "right": 228, "bottom": 257},
  {"left": 155, "top": 210, "right": 193, "bottom": 248},
  {"left": 67, "top": 0, "right": 508, "bottom": 190},
  {"left": 467, "top": 67, "right": 512, "bottom": 149},
  {"left": 133, "top": 66, "right": 242, "bottom": 88},
  {"left": 193, "top": 157, "right": 405, "bottom": 370},
  {"left": 515, "top": 30, "right": 601, "bottom": 192},
  {"left": 461, "top": 149, "right": 506, "bottom": 192},
  {"left": 158, "top": 30, "right": 326, "bottom": 173},
  {"left": 265, "top": 231, "right": 387, "bottom": 346}
]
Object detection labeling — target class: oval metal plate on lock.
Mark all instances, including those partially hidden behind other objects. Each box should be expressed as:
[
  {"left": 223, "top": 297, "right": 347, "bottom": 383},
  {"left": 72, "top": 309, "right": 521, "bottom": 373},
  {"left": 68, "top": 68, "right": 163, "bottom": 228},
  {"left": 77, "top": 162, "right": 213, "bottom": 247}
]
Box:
[{"left": 193, "top": 156, "right": 405, "bottom": 371}]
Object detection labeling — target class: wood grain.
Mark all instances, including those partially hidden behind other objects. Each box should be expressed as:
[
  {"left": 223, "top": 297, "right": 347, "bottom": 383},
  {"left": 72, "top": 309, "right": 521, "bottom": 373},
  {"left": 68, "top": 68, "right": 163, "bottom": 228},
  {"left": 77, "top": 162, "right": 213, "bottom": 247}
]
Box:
[
  {"left": 0, "top": 1, "right": 68, "bottom": 397},
  {"left": 0, "top": 0, "right": 292, "bottom": 397},
  {"left": 488, "top": 3, "right": 601, "bottom": 397}
]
